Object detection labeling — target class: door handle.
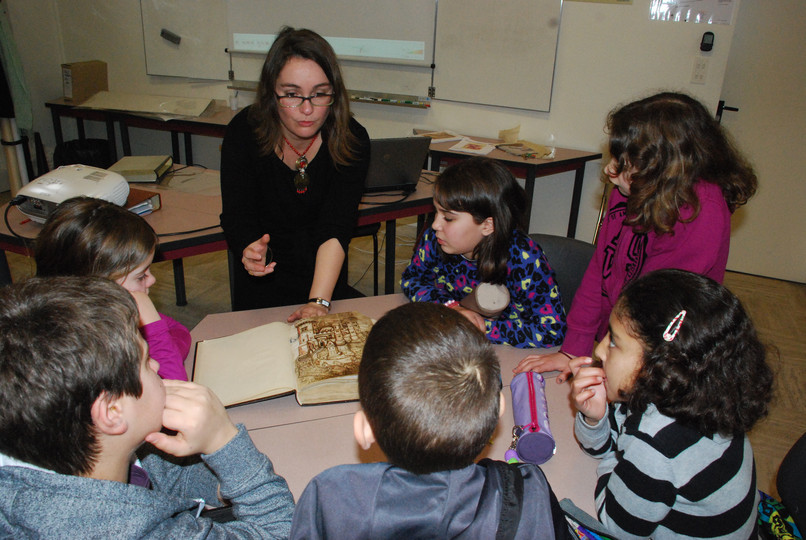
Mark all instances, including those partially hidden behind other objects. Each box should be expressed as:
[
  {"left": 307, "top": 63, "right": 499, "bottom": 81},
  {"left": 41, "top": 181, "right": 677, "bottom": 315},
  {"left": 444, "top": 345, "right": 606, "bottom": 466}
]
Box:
[{"left": 716, "top": 100, "right": 739, "bottom": 123}]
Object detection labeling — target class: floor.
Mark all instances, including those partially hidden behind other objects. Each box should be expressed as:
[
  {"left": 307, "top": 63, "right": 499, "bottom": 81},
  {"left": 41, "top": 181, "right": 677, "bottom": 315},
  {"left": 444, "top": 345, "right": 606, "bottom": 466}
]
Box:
[{"left": 2, "top": 209, "right": 803, "bottom": 498}]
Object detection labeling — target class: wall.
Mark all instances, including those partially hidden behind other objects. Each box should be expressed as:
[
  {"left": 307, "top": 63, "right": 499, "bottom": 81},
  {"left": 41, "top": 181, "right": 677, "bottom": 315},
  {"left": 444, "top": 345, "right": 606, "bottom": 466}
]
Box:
[{"left": 6, "top": 0, "right": 737, "bottom": 244}]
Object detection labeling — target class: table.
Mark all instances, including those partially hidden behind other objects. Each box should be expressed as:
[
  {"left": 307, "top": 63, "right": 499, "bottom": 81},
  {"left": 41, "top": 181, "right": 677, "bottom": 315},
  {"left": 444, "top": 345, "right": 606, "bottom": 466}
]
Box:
[
  {"left": 0, "top": 166, "right": 225, "bottom": 306},
  {"left": 46, "top": 98, "right": 236, "bottom": 166},
  {"left": 186, "top": 293, "right": 598, "bottom": 514},
  {"left": 0, "top": 168, "right": 434, "bottom": 301},
  {"left": 427, "top": 137, "right": 602, "bottom": 237}
]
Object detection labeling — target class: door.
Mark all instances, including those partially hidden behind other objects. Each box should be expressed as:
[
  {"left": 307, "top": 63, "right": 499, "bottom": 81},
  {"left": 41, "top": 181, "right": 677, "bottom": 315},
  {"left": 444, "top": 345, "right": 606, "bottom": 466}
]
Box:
[{"left": 720, "top": 1, "right": 806, "bottom": 282}]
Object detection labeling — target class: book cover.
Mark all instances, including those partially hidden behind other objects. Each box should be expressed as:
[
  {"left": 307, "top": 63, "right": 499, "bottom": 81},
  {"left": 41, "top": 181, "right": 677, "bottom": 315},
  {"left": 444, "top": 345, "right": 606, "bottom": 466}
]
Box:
[
  {"left": 125, "top": 187, "right": 162, "bottom": 216},
  {"left": 109, "top": 155, "right": 173, "bottom": 183},
  {"left": 192, "top": 311, "right": 374, "bottom": 407}
]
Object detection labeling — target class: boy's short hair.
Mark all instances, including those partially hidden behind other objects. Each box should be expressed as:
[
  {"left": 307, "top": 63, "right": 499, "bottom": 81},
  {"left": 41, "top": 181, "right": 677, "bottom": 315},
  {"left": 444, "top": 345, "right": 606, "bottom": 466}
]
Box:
[
  {"left": 359, "top": 302, "right": 501, "bottom": 474},
  {"left": 0, "top": 276, "right": 144, "bottom": 476}
]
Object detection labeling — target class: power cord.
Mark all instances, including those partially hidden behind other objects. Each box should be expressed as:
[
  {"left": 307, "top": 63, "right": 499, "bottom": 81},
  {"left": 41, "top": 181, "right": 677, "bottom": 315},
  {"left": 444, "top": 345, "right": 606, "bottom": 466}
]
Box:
[{"left": 4, "top": 195, "right": 34, "bottom": 241}]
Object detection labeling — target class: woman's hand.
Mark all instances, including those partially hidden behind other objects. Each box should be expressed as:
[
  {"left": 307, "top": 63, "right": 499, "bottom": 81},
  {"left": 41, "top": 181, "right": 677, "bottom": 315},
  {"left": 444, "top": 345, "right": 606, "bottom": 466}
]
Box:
[
  {"left": 513, "top": 351, "right": 573, "bottom": 383},
  {"left": 569, "top": 356, "right": 607, "bottom": 425},
  {"left": 242, "top": 234, "right": 277, "bottom": 277},
  {"left": 287, "top": 302, "right": 329, "bottom": 323},
  {"left": 454, "top": 305, "right": 487, "bottom": 333}
]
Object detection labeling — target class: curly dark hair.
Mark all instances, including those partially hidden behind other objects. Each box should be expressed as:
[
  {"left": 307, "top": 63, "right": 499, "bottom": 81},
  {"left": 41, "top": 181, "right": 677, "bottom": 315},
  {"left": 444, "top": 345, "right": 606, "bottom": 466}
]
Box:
[
  {"left": 606, "top": 92, "right": 757, "bottom": 234},
  {"left": 249, "top": 26, "right": 360, "bottom": 166},
  {"left": 434, "top": 157, "right": 527, "bottom": 284},
  {"left": 615, "top": 268, "right": 773, "bottom": 437}
]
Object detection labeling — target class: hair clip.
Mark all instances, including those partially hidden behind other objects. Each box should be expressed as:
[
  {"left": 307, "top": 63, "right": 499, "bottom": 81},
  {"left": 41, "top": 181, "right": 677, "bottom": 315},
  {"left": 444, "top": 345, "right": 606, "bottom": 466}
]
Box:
[{"left": 663, "top": 310, "right": 686, "bottom": 342}]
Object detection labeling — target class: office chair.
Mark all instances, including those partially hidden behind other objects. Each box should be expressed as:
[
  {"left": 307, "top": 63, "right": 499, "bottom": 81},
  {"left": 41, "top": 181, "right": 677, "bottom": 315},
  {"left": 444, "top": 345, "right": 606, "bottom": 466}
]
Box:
[
  {"left": 345, "top": 223, "right": 381, "bottom": 296},
  {"left": 529, "top": 233, "right": 595, "bottom": 315},
  {"left": 777, "top": 431, "right": 806, "bottom": 532}
]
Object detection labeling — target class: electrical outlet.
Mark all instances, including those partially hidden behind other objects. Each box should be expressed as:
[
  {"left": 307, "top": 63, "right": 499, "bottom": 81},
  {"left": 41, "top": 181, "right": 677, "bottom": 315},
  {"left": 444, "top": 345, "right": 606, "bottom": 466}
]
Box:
[{"left": 691, "top": 57, "right": 709, "bottom": 84}]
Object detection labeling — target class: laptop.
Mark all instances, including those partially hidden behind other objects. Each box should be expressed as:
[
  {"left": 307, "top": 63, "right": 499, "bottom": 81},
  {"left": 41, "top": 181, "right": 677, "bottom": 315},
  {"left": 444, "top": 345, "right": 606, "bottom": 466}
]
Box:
[{"left": 363, "top": 136, "right": 431, "bottom": 193}]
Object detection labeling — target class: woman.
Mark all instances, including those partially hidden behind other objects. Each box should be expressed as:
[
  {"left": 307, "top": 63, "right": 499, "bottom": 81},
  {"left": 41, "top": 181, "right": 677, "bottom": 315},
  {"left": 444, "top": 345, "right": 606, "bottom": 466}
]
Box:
[{"left": 220, "top": 27, "right": 371, "bottom": 318}]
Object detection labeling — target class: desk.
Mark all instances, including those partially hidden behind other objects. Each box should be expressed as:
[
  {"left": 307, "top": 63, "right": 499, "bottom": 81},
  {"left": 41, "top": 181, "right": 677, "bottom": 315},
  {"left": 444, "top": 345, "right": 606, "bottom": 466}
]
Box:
[
  {"left": 186, "top": 293, "right": 598, "bottom": 514},
  {"left": 428, "top": 137, "right": 602, "bottom": 237},
  {"left": 0, "top": 167, "right": 225, "bottom": 306},
  {"left": 46, "top": 98, "right": 235, "bottom": 166},
  {"left": 0, "top": 169, "right": 433, "bottom": 300}
]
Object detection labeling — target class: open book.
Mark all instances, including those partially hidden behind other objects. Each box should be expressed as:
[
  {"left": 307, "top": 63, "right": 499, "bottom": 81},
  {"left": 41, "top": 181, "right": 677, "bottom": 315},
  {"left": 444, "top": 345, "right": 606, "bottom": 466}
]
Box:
[{"left": 192, "top": 312, "right": 374, "bottom": 407}]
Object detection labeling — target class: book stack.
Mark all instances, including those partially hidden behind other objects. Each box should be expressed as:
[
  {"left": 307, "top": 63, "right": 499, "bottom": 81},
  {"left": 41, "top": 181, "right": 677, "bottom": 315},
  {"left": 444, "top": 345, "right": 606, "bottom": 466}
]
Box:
[
  {"left": 108, "top": 155, "right": 173, "bottom": 183},
  {"left": 126, "top": 187, "right": 162, "bottom": 216}
]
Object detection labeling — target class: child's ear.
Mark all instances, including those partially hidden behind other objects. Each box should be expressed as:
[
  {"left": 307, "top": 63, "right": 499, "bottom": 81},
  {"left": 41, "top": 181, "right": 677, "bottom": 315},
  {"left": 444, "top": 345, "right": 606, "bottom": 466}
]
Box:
[
  {"left": 353, "top": 410, "right": 376, "bottom": 451},
  {"left": 90, "top": 391, "right": 128, "bottom": 436},
  {"left": 499, "top": 391, "right": 506, "bottom": 418},
  {"left": 481, "top": 216, "right": 495, "bottom": 237}
]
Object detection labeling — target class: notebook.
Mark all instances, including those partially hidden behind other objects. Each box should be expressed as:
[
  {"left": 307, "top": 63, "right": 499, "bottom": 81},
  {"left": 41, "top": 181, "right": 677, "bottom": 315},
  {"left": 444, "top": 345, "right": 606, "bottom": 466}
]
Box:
[{"left": 363, "top": 137, "right": 431, "bottom": 193}]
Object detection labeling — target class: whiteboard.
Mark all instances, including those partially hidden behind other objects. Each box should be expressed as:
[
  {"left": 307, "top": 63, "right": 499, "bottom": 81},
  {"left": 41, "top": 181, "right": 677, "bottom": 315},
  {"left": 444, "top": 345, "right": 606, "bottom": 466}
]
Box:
[
  {"left": 140, "top": 0, "right": 562, "bottom": 111},
  {"left": 140, "top": 0, "right": 229, "bottom": 80},
  {"left": 433, "top": 0, "right": 562, "bottom": 111}
]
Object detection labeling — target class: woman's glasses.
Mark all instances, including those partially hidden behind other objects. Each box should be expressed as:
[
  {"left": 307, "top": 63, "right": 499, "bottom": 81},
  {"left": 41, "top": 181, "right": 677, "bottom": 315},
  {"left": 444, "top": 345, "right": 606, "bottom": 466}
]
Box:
[{"left": 275, "top": 93, "right": 335, "bottom": 108}]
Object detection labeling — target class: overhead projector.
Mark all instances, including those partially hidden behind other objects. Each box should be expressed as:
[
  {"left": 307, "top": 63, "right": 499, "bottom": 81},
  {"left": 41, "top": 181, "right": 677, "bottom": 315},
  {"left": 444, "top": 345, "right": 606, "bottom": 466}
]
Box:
[{"left": 15, "top": 164, "right": 129, "bottom": 223}]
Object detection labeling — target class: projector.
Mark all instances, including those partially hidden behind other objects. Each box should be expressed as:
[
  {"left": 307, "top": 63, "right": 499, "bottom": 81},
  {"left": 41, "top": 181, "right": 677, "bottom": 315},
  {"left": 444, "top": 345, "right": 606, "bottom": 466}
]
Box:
[{"left": 16, "top": 164, "right": 130, "bottom": 223}]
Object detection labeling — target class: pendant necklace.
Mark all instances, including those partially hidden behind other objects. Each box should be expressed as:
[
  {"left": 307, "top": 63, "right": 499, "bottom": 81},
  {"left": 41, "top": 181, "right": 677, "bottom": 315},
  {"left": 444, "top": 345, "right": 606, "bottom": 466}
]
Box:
[{"left": 283, "top": 134, "right": 318, "bottom": 194}]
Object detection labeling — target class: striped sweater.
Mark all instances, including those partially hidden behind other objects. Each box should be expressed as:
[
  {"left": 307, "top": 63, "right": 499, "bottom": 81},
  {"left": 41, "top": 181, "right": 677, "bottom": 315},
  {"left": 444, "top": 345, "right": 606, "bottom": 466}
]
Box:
[{"left": 574, "top": 403, "right": 758, "bottom": 539}]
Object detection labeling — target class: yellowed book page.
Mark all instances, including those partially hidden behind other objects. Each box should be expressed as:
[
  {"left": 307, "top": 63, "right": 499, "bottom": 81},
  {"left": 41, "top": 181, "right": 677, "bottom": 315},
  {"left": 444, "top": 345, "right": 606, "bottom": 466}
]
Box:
[
  {"left": 291, "top": 312, "right": 374, "bottom": 404},
  {"left": 193, "top": 321, "right": 296, "bottom": 406}
]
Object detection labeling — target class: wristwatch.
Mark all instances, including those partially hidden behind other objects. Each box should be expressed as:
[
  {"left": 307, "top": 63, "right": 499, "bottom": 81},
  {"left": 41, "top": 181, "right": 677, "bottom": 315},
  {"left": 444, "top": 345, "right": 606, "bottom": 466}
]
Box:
[{"left": 308, "top": 297, "right": 331, "bottom": 310}]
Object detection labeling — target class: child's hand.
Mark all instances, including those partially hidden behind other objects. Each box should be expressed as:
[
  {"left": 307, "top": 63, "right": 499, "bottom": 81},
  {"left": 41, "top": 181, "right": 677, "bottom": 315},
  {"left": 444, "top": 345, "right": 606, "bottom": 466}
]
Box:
[
  {"left": 569, "top": 356, "right": 607, "bottom": 424},
  {"left": 242, "top": 234, "right": 277, "bottom": 277},
  {"left": 454, "top": 306, "right": 487, "bottom": 333},
  {"left": 513, "top": 352, "right": 573, "bottom": 383},
  {"left": 129, "top": 290, "right": 160, "bottom": 327},
  {"left": 145, "top": 380, "right": 238, "bottom": 457}
]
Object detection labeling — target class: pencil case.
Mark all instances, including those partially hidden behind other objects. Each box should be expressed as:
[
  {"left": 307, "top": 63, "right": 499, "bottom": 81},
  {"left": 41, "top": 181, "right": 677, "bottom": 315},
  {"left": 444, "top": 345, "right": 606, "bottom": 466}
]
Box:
[{"left": 507, "top": 371, "right": 555, "bottom": 465}]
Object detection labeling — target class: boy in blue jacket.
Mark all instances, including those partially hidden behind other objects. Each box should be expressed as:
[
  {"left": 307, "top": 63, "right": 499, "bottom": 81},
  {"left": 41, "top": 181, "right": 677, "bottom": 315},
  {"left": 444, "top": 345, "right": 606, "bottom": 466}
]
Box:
[
  {"left": 290, "top": 302, "right": 568, "bottom": 539},
  {"left": 0, "top": 276, "right": 294, "bottom": 538}
]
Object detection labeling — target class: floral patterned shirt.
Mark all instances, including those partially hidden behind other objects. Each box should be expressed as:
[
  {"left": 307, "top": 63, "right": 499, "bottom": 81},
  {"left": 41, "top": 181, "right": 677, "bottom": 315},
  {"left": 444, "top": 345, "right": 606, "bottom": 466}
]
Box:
[{"left": 401, "top": 228, "right": 566, "bottom": 348}]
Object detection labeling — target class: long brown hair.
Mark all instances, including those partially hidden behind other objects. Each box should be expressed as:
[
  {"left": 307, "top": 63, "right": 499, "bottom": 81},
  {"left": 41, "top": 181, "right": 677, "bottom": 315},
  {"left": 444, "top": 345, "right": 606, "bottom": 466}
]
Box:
[
  {"left": 248, "top": 26, "right": 359, "bottom": 166},
  {"left": 34, "top": 197, "right": 157, "bottom": 281},
  {"left": 434, "top": 158, "right": 527, "bottom": 284},
  {"left": 606, "top": 92, "right": 757, "bottom": 234}
]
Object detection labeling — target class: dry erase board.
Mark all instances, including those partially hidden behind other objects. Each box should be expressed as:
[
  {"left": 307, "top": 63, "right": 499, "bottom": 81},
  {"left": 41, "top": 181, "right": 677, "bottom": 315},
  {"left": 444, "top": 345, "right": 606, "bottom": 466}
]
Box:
[
  {"left": 140, "top": 0, "right": 562, "bottom": 111},
  {"left": 433, "top": 0, "right": 562, "bottom": 111}
]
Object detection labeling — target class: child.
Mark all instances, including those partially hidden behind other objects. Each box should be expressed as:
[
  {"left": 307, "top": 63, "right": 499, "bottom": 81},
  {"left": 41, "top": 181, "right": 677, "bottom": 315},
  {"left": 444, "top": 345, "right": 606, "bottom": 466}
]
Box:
[
  {"left": 290, "top": 302, "right": 568, "bottom": 539},
  {"left": 35, "top": 196, "right": 190, "bottom": 381},
  {"left": 401, "top": 157, "right": 566, "bottom": 348},
  {"left": 0, "top": 276, "right": 294, "bottom": 537},
  {"left": 569, "top": 268, "right": 773, "bottom": 539},
  {"left": 515, "top": 91, "right": 757, "bottom": 381}
]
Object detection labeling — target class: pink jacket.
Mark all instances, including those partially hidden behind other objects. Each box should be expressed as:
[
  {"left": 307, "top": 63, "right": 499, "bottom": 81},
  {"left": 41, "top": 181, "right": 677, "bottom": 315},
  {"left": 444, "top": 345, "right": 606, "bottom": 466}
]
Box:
[
  {"left": 140, "top": 313, "right": 191, "bottom": 380},
  {"left": 562, "top": 181, "right": 730, "bottom": 357}
]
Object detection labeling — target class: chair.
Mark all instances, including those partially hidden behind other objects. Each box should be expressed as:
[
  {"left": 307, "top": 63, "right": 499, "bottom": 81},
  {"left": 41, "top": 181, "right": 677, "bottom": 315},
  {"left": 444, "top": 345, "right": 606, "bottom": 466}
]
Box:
[
  {"left": 777, "top": 431, "right": 806, "bottom": 531},
  {"left": 344, "top": 223, "right": 381, "bottom": 296},
  {"left": 529, "top": 233, "right": 595, "bottom": 314}
]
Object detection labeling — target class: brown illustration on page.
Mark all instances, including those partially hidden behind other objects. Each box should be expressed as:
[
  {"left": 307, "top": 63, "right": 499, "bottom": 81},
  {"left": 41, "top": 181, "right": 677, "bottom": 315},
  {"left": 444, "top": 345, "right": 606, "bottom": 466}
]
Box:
[{"left": 293, "top": 313, "right": 373, "bottom": 386}]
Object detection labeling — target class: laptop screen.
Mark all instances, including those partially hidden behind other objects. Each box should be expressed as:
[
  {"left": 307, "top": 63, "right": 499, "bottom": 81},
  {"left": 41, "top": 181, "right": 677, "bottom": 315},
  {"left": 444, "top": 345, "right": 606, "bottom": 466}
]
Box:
[{"left": 363, "top": 137, "right": 431, "bottom": 193}]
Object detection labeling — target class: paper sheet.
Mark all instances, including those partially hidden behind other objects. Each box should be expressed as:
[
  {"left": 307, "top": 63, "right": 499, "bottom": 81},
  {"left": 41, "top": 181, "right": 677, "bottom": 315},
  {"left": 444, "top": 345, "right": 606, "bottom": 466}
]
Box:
[{"left": 79, "top": 91, "right": 213, "bottom": 118}]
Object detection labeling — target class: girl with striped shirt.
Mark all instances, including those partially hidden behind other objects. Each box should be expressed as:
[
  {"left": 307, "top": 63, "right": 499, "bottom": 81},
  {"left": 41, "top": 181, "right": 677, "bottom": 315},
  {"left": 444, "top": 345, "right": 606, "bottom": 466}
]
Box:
[{"left": 569, "top": 269, "right": 773, "bottom": 539}]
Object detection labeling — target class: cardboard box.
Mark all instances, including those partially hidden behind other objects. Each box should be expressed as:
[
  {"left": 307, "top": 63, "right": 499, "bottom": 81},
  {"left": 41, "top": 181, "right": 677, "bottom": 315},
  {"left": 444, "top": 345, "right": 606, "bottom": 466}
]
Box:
[{"left": 61, "top": 60, "right": 108, "bottom": 104}]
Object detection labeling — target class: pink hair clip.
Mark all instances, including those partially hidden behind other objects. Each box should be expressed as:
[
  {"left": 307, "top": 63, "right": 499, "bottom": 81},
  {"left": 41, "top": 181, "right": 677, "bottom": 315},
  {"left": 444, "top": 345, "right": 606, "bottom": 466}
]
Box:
[{"left": 663, "top": 310, "right": 687, "bottom": 342}]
